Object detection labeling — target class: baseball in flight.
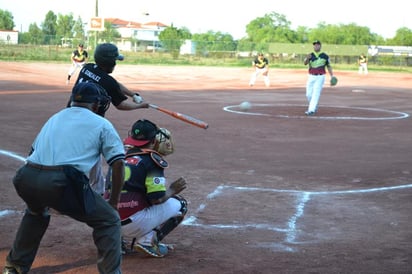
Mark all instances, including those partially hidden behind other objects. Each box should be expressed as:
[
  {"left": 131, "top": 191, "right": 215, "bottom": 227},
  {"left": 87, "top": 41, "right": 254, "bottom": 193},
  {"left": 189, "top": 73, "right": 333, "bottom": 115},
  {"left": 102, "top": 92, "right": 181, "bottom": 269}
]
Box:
[{"left": 239, "top": 101, "right": 251, "bottom": 111}]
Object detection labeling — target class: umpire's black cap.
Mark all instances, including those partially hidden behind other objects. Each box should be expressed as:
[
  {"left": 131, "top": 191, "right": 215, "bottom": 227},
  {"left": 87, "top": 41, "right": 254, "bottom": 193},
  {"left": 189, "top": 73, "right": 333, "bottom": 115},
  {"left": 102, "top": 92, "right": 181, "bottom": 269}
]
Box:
[
  {"left": 71, "top": 82, "right": 110, "bottom": 104},
  {"left": 313, "top": 40, "right": 321, "bottom": 45}
]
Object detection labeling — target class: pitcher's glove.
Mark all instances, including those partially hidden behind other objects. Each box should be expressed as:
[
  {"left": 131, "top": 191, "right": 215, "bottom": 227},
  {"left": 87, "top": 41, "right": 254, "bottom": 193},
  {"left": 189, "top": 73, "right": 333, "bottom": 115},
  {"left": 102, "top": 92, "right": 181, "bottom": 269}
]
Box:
[{"left": 330, "top": 76, "right": 338, "bottom": 86}]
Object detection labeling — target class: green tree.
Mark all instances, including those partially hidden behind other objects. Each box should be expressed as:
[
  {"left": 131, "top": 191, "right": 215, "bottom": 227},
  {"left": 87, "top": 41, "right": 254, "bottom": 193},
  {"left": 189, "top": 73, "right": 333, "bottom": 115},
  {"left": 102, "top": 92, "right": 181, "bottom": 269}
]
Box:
[
  {"left": 159, "top": 26, "right": 191, "bottom": 58},
  {"left": 307, "top": 23, "right": 380, "bottom": 45},
  {"left": 0, "top": 9, "right": 14, "bottom": 30},
  {"left": 26, "top": 23, "right": 44, "bottom": 45},
  {"left": 242, "top": 12, "right": 296, "bottom": 52},
  {"left": 99, "top": 21, "right": 121, "bottom": 43},
  {"left": 192, "top": 31, "right": 236, "bottom": 53},
  {"left": 72, "top": 16, "right": 86, "bottom": 40},
  {"left": 295, "top": 26, "right": 310, "bottom": 43},
  {"left": 41, "top": 10, "right": 58, "bottom": 44},
  {"left": 245, "top": 12, "right": 294, "bottom": 43},
  {"left": 56, "top": 13, "right": 75, "bottom": 45},
  {"left": 387, "top": 27, "right": 412, "bottom": 46}
]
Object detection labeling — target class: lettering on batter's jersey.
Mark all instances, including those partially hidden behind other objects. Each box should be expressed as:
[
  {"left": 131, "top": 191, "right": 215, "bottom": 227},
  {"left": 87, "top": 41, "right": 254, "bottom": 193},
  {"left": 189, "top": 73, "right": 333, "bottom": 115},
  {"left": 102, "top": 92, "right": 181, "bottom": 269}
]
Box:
[{"left": 83, "top": 69, "right": 102, "bottom": 82}]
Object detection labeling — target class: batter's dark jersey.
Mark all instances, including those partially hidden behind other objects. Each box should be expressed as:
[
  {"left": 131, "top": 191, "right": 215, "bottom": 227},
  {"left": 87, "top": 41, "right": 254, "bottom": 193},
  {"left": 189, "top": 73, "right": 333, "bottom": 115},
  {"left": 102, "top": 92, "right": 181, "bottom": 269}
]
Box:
[{"left": 75, "top": 63, "right": 127, "bottom": 107}]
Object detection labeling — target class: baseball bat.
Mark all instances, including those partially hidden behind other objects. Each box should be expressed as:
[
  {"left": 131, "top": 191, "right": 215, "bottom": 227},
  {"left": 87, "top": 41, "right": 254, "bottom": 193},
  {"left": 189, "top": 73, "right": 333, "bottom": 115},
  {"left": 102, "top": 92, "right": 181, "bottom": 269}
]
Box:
[{"left": 149, "top": 104, "right": 209, "bottom": 129}]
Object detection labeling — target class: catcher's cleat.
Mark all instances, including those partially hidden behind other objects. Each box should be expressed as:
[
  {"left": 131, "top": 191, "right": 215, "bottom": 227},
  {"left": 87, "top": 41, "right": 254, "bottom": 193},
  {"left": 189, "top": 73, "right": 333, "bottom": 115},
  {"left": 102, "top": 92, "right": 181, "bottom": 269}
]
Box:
[{"left": 133, "top": 243, "right": 169, "bottom": 258}]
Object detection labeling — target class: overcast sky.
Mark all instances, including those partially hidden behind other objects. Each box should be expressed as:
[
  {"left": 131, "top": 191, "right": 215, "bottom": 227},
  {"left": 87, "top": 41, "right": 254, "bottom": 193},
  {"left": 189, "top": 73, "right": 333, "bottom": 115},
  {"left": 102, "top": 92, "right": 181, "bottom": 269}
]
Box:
[{"left": 3, "top": 0, "right": 410, "bottom": 39}]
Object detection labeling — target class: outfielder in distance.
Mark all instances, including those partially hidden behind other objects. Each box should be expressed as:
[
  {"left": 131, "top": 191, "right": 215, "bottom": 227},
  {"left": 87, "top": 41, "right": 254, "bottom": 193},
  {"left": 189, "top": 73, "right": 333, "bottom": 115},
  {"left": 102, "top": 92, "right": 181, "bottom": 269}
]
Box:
[
  {"left": 249, "top": 53, "right": 270, "bottom": 87},
  {"left": 66, "top": 43, "right": 88, "bottom": 85},
  {"left": 105, "top": 119, "right": 188, "bottom": 258},
  {"left": 303, "top": 40, "right": 335, "bottom": 116}
]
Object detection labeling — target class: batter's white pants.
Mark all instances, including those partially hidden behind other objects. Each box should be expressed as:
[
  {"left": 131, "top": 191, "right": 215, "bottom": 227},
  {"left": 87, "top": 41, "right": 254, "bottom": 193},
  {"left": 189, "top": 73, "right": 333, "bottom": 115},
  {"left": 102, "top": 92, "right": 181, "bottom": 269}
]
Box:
[
  {"left": 121, "top": 197, "right": 182, "bottom": 245},
  {"left": 249, "top": 67, "right": 270, "bottom": 87},
  {"left": 306, "top": 74, "right": 325, "bottom": 113}
]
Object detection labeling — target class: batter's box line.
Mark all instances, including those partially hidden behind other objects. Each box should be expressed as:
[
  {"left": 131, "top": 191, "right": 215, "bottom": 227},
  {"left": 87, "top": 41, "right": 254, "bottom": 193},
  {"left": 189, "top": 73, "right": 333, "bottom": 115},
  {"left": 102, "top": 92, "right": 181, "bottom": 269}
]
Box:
[{"left": 182, "top": 184, "right": 412, "bottom": 250}]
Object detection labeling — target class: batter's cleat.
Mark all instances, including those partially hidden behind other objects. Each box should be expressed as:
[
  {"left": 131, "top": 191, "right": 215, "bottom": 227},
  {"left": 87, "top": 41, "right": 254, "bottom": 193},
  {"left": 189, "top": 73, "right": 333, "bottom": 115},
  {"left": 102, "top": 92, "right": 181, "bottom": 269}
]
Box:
[
  {"left": 133, "top": 242, "right": 169, "bottom": 258},
  {"left": 305, "top": 111, "right": 315, "bottom": 116},
  {"left": 3, "top": 266, "right": 18, "bottom": 274}
]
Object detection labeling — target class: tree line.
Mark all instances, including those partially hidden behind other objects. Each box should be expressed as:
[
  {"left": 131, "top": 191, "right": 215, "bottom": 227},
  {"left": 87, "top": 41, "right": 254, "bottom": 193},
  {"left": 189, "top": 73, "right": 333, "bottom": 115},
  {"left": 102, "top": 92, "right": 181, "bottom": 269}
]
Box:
[{"left": 1, "top": 9, "right": 411, "bottom": 53}]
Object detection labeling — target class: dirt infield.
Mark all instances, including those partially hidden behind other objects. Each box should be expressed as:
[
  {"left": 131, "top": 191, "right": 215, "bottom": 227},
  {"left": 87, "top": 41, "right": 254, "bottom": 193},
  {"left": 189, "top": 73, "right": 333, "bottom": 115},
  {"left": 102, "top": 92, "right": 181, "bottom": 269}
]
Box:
[{"left": 1, "top": 62, "right": 412, "bottom": 273}]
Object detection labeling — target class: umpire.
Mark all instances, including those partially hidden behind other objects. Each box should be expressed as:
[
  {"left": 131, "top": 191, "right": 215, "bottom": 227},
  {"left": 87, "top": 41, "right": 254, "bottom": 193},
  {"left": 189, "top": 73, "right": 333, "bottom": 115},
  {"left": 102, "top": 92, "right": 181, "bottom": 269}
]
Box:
[{"left": 3, "top": 82, "right": 125, "bottom": 274}]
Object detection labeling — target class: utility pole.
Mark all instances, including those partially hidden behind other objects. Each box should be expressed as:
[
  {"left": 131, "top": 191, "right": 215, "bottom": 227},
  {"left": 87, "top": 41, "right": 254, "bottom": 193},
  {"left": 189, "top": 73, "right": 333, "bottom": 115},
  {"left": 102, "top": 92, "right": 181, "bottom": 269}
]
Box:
[{"left": 94, "top": 0, "right": 99, "bottom": 47}]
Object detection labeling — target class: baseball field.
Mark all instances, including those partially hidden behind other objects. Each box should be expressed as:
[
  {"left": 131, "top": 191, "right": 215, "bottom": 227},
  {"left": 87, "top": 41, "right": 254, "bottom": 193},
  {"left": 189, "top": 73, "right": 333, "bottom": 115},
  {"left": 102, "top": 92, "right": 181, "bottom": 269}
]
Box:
[{"left": 1, "top": 62, "right": 411, "bottom": 273}]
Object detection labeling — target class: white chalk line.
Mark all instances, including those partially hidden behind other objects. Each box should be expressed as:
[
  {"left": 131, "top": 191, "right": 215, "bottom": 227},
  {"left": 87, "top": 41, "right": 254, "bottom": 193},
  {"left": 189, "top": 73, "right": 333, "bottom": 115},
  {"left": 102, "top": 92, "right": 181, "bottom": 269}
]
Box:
[
  {"left": 223, "top": 104, "right": 409, "bottom": 120},
  {"left": 2, "top": 149, "right": 412, "bottom": 252},
  {"left": 182, "top": 183, "right": 412, "bottom": 252},
  {"left": 0, "top": 150, "right": 26, "bottom": 218},
  {"left": 0, "top": 149, "right": 27, "bottom": 162}
]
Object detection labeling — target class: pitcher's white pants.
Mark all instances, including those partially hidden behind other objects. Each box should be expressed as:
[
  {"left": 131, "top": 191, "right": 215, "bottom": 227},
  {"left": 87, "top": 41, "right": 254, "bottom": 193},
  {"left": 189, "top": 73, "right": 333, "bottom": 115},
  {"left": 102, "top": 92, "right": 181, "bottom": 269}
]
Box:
[{"left": 306, "top": 74, "right": 325, "bottom": 113}]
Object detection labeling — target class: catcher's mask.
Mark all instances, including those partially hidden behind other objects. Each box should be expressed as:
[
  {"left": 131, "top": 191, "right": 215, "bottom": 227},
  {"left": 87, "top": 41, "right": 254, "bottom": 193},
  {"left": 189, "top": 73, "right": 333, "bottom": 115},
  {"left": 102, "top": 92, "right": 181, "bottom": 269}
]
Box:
[
  {"left": 154, "top": 128, "right": 174, "bottom": 156},
  {"left": 71, "top": 82, "right": 111, "bottom": 116},
  {"left": 94, "top": 43, "right": 124, "bottom": 67}
]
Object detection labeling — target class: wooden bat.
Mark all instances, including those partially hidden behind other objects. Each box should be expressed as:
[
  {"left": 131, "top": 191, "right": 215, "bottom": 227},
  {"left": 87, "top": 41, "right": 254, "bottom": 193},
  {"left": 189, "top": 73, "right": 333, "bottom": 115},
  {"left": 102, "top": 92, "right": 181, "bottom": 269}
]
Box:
[{"left": 149, "top": 104, "right": 209, "bottom": 129}]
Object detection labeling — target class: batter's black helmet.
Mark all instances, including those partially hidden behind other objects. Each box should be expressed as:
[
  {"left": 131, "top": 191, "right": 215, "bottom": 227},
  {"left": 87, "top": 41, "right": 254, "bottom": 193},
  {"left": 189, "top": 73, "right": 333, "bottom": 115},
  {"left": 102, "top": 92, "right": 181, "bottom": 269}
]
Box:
[
  {"left": 94, "top": 43, "right": 124, "bottom": 67},
  {"left": 71, "top": 82, "right": 111, "bottom": 116}
]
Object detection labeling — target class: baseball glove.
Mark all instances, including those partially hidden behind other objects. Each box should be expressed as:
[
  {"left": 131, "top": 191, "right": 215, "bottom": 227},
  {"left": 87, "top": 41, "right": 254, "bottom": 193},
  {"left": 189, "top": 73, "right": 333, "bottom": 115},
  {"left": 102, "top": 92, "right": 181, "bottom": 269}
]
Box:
[{"left": 330, "top": 76, "right": 338, "bottom": 86}]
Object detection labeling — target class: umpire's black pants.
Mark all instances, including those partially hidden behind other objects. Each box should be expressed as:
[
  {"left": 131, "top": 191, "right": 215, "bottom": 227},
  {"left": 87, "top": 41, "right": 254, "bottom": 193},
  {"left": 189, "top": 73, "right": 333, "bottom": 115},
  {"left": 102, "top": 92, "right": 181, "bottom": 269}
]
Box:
[{"left": 5, "top": 164, "right": 122, "bottom": 274}]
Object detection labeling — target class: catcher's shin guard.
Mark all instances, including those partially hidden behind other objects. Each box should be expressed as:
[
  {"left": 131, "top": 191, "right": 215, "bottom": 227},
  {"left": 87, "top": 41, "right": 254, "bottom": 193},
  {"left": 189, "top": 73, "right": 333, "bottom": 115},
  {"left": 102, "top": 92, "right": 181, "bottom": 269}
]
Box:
[{"left": 155, "top": 196, "right": 187, "bottom": 242}]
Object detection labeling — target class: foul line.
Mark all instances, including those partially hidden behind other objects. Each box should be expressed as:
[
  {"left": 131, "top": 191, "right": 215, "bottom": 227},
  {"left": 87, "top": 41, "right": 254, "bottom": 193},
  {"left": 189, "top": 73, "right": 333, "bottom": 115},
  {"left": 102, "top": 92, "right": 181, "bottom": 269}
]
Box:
[
  {"left": 0, "top": 150, "right": 26, "bottom": 218},
  {"left": 223, "top": 104, "right": 409, "bottom": 120},
  {"left": 183, "top": 183, "right": 412, "bottom": 251}
]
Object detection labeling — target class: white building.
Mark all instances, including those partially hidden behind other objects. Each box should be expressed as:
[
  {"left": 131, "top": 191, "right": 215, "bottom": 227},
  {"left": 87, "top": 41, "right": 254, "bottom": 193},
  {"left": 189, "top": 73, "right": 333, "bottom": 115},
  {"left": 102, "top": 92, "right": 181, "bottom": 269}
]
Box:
[
  {"left": 104, "top": 18, "right": 168, "bottom": 52},
  {"left": 0, "top": 30, "right": 18, "bottom": 44}
]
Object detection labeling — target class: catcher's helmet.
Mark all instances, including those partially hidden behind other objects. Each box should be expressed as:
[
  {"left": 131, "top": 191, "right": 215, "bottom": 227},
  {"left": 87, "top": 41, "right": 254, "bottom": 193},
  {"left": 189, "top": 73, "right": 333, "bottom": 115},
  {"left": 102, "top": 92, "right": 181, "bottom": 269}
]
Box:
[
  {"left": 94, "top": 43, "right": 124, "bottom": 67},
  {"left": 71, "top": 82, "right": 111, "bottom": 116},
  {"left": 124, "top": 119, "right": 160, "bottom": 147}
]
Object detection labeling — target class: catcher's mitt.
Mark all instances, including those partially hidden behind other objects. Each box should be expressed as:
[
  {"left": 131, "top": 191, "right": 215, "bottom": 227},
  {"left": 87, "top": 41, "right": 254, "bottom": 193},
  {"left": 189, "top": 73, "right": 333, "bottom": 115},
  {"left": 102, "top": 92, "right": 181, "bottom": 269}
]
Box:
[
  {"left": 330, "top": 76, "right": 338, "bottom": 86},
  {"left": 154, "top": 128, "right": 174, "bottom": 156}
]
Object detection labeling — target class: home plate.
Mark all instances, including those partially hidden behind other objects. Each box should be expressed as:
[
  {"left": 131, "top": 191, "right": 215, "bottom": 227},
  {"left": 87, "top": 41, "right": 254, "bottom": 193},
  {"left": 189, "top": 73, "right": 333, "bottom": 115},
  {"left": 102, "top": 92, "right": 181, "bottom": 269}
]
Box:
[{"left": 352, "top": 89, "right": 365, "bottom": 93}]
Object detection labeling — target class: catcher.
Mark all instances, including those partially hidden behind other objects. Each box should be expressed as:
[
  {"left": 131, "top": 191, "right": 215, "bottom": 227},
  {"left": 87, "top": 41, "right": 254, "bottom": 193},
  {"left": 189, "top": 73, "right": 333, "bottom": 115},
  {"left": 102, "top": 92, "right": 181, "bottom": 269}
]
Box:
[
  {"left": 66, "top": 43, "right": 88, "bottom": 85},
  {"left": 105, "top": 119, "right": 187, "bottom": 258}
]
